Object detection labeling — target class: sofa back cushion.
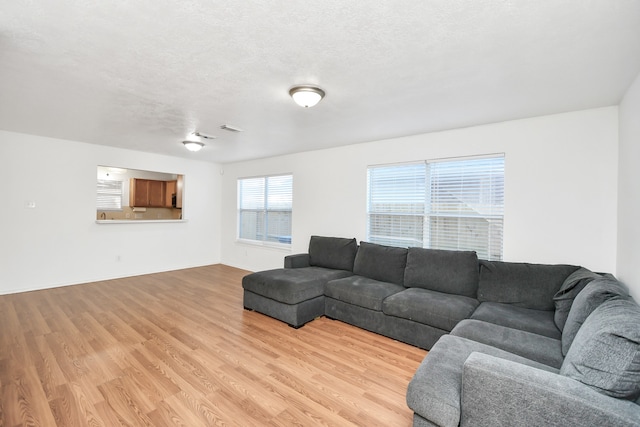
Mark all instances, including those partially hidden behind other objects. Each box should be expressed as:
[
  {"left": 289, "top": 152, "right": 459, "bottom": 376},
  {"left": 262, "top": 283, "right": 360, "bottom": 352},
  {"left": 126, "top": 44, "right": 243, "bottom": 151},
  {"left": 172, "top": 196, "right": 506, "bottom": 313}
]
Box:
[
  {"left": 308, "top": 235, "right": 358, "bottom": 271},
  {"left": 403, "top": 248, "right": 479, "bottom": 298},
  {"left": 553, "top": 267, "right": 602, "bottom": 331},
  {"left": 353, "top": 242, "right": 407, "bottom": 285},
  {"left": 561, "top": 277, "right": 629, "bottom": 356},
  {"left": 477, "top": 261, "right": 578, "bottom": 311},
  {"left": 560, "top": 298, "right": 640, "bottom": 400}
]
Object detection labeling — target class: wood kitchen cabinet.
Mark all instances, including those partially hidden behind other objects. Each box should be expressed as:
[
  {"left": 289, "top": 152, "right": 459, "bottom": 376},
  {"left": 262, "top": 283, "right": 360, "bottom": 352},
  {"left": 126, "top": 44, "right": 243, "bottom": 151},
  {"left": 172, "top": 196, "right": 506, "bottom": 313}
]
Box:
[
  {"left": 165, "top": 180, "right": 177, "bottom": 208},
  {"left": 130, "top": 178, "right": 166, "bottom": 207},
  {"left": 130, "top": 178, "right": 149, "bottom": 207},
  {"left": 148, "top": 180, "right": 165, "bottom": 206}
]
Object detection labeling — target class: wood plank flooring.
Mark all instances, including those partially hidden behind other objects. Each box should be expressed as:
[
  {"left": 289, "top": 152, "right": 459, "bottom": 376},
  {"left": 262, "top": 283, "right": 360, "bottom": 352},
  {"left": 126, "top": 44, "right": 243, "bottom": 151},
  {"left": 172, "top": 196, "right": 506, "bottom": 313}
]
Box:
[{"left": 0, "top": 264, "right": 427, "bottom": 426}]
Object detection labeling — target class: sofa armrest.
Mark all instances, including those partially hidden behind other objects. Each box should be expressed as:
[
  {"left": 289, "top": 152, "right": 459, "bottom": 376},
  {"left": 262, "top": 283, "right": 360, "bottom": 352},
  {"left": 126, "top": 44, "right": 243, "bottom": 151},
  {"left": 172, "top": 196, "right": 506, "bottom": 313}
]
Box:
[
  {"left": 461, "top": 352, "right": 640, "bottom": 427},
  {"left": 284, "top": 253, "right": 310, "bottom": 268}
]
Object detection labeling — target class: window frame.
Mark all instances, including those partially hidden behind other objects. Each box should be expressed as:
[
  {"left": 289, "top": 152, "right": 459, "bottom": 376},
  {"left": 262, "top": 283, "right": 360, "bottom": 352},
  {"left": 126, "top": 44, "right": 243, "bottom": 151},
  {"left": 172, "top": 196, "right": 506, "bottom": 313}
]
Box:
[
  {"left": 237, "top": 173, "right": 293, "bottom": 248},
  {"left": 367, "top": 154, "right": 504, "bottom": 260}
]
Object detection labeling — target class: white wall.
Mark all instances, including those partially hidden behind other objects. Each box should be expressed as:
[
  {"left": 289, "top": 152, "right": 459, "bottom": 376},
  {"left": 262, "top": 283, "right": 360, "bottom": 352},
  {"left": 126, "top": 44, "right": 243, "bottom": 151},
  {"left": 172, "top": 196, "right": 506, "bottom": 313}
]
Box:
[
  {"left": 1, "top": 106, "right": 622, "bottom": 293},
  {"left": 0, "top": 130, "right": 222, "bottom": 294},
  {"left": 221, "top": 107, "right": 619, "bottom": 274},
  {"left": 617, "top": 72, "right": 640, "bottom": 299}
]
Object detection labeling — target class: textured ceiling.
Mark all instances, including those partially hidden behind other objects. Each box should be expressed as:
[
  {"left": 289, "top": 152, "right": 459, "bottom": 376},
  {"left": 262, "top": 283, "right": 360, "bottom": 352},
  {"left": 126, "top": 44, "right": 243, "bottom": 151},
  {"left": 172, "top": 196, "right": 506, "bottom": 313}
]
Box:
[{"left": 1, "top": 1, "right": 640, "bottom": 164}]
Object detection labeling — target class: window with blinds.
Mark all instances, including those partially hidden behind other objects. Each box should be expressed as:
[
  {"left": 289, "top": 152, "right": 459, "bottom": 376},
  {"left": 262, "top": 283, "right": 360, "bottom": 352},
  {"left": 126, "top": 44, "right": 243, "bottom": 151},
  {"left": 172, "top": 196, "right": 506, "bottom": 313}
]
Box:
[
  {"left": 238, "top": 174, "right": 293, "bottom": 246},
  {"left": 367, "top": 155, "right": 504, "bottom": 260},
  {"left": 368, "top": 163, "right": 426, "bottom": 248},
  {"left": 96, "top": 179, "right": 123, "bottom": 211}
]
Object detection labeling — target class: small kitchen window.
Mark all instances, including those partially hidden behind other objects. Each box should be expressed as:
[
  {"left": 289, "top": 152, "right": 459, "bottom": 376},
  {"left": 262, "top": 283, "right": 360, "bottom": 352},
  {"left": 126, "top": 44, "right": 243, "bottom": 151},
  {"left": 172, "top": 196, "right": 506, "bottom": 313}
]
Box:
[{"left": 97, "top": 179, "right": 123, "bottom": 211}]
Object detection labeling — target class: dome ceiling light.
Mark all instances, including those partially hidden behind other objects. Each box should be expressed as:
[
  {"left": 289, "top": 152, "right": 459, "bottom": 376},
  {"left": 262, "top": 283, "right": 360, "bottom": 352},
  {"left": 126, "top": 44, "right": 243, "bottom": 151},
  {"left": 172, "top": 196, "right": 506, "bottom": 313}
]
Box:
[
  {"left": 182, "top": 140, "right": 204, "bottom": 152},
  {"left": 289, "top": 85, "right": 325, "bottom": 108}
]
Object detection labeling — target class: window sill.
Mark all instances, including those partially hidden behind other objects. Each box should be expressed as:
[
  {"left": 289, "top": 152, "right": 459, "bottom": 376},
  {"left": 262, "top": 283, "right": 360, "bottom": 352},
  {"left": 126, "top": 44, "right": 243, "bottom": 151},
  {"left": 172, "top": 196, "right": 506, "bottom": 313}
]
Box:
[
  {"left": 236, "top": 239, "right": 292, "bottom": 252},
  {"left": 96, "top": 220, "right": 188, "bottom": 224}
]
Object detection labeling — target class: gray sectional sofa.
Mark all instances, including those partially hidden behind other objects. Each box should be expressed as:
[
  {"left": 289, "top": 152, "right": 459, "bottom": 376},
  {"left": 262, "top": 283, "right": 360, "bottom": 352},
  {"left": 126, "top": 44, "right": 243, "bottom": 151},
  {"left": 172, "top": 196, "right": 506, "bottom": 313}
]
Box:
[{"left": 242, "top": 236, "right": 640, "bottom": 426}]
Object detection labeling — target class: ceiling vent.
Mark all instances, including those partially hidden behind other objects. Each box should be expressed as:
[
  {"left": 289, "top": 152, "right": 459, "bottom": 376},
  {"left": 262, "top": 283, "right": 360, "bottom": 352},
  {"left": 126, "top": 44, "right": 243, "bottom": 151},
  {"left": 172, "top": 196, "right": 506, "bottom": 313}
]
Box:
[
  {"left": 220, "top": 124, "right": 243, "bottom": 133},
  {"left": 193, "top": 131, "right": 216, "bottom": 140}
]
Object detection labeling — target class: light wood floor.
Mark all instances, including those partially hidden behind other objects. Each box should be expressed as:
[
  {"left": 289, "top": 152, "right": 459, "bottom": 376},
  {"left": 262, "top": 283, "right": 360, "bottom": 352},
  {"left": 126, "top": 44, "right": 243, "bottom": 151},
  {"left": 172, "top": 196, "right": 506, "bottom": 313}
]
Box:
[{"left": 0, "top": 264, "right": 427, "bottom": 426}]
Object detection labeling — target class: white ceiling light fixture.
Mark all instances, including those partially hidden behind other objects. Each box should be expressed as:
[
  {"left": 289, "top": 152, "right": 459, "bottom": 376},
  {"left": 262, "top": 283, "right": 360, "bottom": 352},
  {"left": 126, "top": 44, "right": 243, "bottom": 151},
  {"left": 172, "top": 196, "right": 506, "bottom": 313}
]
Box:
[
  {"left": 289, "top": 85, "right": 325, "bottom": 108},
  {"left": 182, "top": 140, "right": 204, "bottom": 152}
]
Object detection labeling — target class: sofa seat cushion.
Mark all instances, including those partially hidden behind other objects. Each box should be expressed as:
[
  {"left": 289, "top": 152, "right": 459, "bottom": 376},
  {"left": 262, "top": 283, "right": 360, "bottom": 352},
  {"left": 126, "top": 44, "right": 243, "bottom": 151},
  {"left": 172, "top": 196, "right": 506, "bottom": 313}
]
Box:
[
  {"left": 353, "top": 241, "right": 408, "bottom": 285},
  {"left": 308, "top": 235, "right": 358, "bottom": 271},
  {"left": 561, "top": 277, "right": 629, "bottom": 356},
  {"left": 403, "top": 248, "right": 479, "bottom": 298},
  {"left": 407, "top": 335, "right": 557, "bottom": 427},
  {"left": 325, "top": 276, "right": 404, "bottom": 311},
  {"left": 382, "top": 288, "right": 479, "bottom": 332},
  {"left": 470, "top": 302, "right": 561, "bottom": 339},
  {"left": 478, "top": 260, "right": 579, "bottom": 310},
  {"left": 561, "top": 298, "right": 640, "bottom": 400},
  {"left": 242, "top": 267, "right": 352, "bottom": 305},
  {"left": 451, "top": 319, "right": 564, "bottom": 368}
]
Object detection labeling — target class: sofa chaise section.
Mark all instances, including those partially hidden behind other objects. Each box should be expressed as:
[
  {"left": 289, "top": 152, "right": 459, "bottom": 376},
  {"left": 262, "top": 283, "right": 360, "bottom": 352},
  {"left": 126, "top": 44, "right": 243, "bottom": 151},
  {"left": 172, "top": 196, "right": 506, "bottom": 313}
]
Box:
[
  {"left": 243, "top": 266, "right": 352, "bottom": 327},
  {"left": 242, "top": 236, "right": 357, "bottom": 327}
]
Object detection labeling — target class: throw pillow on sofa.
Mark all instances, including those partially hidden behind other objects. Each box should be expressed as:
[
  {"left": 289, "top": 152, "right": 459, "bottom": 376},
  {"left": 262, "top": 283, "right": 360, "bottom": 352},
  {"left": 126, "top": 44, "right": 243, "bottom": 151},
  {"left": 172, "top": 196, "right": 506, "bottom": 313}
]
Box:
[
  {"left": 308, "top": 235, "right": 358, "bottom": 271},
  {"left": 561, "top": 277, "right": 629, "bottom": 356},
  {"left": 403, "top": 248, "right": 479, "bottom": 298},
  {"left": 553, "top": 267, "right": 602, "bottom": 331},
  {"left": 353, "top": 241, "right": 407, "bottom": 285},
  {"left": 560, "top": 298, "right": 640, "bottom": 400}
]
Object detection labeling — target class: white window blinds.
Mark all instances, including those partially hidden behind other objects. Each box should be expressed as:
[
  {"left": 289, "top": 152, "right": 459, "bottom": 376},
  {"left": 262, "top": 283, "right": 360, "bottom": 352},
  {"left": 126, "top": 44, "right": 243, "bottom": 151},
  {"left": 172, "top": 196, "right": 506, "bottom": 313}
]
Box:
[
  {"left": 427, "top": 157, "right": 504, "bottom": 260},
  {"left": 367, "top": 163, "right": 426, "bottom": 248},
  {"left": 367, "top": 155, "right": 504, "bottom": 260},
  {"left": 96, "top": 179, "right": 123, "bottom": 211},
  {"left": 238, "top": 174, "right": 293, "bottom": 245}
]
